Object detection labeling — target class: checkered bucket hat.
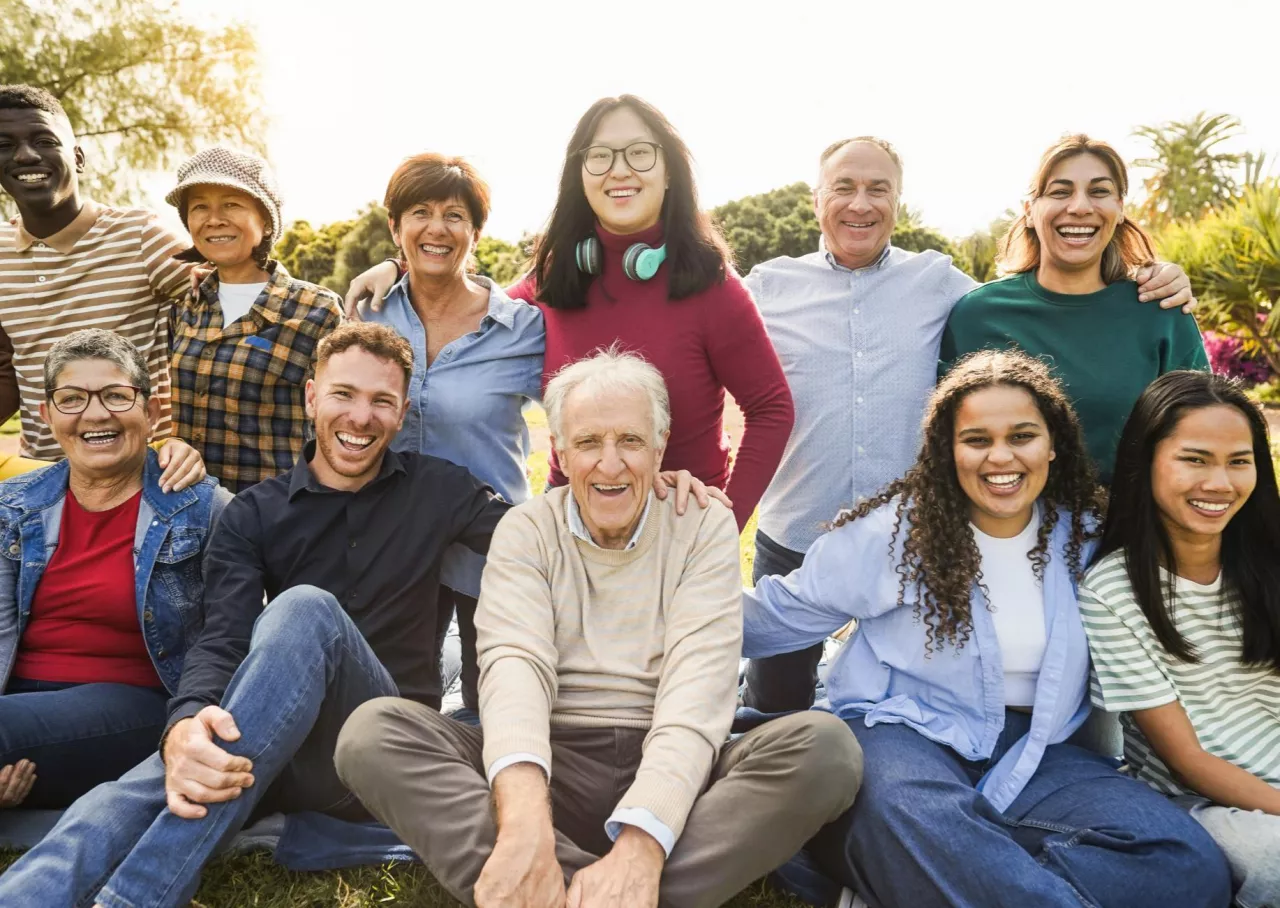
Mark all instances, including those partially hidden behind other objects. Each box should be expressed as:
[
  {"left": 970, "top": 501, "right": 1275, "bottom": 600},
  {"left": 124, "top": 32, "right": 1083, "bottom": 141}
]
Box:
[{"left": 165, "top": 146, "right": 284, "bottom": 247}]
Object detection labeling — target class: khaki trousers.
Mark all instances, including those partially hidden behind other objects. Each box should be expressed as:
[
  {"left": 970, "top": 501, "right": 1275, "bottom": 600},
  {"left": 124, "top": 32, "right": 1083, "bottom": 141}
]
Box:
[{"left": 336, "top": 700, "right": 862, "bottom": 908}]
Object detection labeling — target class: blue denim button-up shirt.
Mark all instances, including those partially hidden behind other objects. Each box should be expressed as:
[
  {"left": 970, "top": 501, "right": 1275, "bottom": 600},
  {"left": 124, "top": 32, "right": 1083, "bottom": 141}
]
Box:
[
  {"left": 367, "top": 274, "right": 544, "bottom": 596},
  {"left": 743, "top": 499, "right": 1096, "bottom": 811},
  {"left": 0, "top": 450, "right": 231, "bottom": 694}
]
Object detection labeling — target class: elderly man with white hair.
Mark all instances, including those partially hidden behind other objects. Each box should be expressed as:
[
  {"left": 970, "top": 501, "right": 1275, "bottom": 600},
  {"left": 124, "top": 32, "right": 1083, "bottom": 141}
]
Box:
[{"left": 336, "top": 348, "right": 862, "bottom": 908}]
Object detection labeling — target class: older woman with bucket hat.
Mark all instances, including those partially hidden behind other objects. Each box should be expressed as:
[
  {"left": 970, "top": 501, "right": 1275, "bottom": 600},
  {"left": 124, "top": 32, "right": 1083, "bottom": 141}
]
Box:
[{"left": 166, "top": 146, "right": 343, "bottom": 493}]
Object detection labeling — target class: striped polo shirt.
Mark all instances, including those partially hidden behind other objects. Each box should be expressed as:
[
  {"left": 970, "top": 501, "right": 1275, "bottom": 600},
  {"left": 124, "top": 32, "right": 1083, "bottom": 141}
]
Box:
[
  {"left": 0, "top": 201, "right": 190, "bottom": 459},
  {"left": 1080, "top": 550, "right": 1280, "bottom": 796}
]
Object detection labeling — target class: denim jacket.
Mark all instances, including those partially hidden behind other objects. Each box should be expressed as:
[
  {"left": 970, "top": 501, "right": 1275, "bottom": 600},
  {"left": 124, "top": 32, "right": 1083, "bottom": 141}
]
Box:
[
  {"left": 744, "top": 498, "right": 1097, "bottom": 812},
  {"left": 0, "top": 450, "right": 231, "bottom": 694}
]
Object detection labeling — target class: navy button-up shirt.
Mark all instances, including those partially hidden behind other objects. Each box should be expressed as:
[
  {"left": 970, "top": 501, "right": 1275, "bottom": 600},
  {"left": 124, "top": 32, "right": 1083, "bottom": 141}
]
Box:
[{"left": 165, "top": 445, "right": 510, "bottom": 733}]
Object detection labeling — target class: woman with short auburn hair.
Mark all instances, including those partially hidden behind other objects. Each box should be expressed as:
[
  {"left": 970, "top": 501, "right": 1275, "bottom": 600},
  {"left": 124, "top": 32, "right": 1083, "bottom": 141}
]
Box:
[
  {"left": 362, "top": 151, "right": 544, "bottom": 717},
  {"left": 940, "top": 134, "right": 1208, "bottom": 485}
]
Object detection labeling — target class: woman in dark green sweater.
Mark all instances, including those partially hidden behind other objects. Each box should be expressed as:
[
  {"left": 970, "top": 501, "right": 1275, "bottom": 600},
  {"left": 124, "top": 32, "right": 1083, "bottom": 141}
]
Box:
[{"left": 940, "top": 134, "right": 1207, "bottom": 482}]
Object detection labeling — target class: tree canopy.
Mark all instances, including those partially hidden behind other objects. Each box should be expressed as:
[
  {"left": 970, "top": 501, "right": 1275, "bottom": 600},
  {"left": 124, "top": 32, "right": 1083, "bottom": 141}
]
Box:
[
  {"left": 0, "top": 0, "right": 265, "bottom": 217},
  {"left": 1132, "top": 112, "right": 1245, "bottom": 228}
]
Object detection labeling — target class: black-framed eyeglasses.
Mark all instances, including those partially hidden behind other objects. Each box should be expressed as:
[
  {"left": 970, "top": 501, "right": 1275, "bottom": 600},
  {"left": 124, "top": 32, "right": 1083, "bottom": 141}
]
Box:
[
  {"left": 49, "top": 384, "right": 142, "bottom": 415},
  {"left": 580, "top": 142, "right": 662, "bottom": 176}
]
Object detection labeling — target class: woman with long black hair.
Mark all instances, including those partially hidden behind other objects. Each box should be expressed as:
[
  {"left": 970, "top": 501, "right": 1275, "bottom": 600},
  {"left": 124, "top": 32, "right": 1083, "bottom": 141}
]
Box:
[
  {"left": 1080, "top": 370, "right": 1280, "bottom": 907},
  {"left": 502, "top": 95, "right": 792, "bottom": 529}
]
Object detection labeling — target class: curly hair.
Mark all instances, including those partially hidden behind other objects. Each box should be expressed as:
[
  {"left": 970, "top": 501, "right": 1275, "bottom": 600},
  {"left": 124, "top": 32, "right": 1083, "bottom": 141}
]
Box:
[{"left": 833, "top": 350, "right": 1106, "bottom": 655}]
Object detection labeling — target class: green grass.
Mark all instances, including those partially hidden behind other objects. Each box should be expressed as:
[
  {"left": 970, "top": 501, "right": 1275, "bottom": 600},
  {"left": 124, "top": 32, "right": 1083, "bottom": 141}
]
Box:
[{"left": 0, "top": 851, "right": 805, "bottom": 907}]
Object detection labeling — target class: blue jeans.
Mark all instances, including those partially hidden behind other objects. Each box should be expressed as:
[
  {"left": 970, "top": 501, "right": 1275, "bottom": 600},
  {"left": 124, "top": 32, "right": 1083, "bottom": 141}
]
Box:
[
  {"left": 0, "top": 678, "right": 168, "bottom": 809},
  {"left": 0, "top": 585, "right": 399, "bottom": 908},
  {"left": 809, "top": 711, "right": 1233, "bottom": 908},
  {"left": 742, "top": 531, "right": 823, "bottom": 713}
]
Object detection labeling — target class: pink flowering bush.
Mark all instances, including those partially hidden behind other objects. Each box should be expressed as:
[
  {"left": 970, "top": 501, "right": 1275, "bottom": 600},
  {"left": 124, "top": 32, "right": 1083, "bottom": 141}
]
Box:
[{"left": 1203, "top": 331, "right": 1274, "bottom": 386}]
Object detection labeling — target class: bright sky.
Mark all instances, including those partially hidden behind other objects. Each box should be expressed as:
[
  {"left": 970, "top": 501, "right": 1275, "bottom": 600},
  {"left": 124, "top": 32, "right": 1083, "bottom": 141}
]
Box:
[{"left": 164, "top": 0, "right": 1280, "bottom": 244}]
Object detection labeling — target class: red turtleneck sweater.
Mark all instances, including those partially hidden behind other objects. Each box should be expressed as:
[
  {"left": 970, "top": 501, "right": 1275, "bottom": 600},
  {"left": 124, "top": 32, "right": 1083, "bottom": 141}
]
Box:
[{"left": 507, "top": 223, "right": 793, "bottom": 530}]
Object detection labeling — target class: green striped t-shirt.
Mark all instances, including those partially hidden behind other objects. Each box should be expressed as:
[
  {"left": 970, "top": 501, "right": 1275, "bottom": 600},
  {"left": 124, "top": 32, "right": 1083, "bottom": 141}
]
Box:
[{"left": 1079, "top": 550, "right": 1280, "bottom": 797}]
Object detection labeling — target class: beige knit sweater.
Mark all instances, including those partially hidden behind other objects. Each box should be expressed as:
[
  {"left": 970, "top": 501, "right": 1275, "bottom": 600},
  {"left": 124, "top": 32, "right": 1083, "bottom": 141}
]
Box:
[{"left": 475, "top": 486, "right": 743, "bottom": 840}]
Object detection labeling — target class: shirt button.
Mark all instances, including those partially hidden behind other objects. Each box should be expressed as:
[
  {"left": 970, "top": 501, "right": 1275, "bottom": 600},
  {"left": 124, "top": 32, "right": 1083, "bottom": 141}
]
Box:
[
  {"left": 853, "top": 308, "right": 860, "bottom": 315},
  {"left": 37, "top": 275, "right": 47, "bottom": 283},
  {"left": 858, "top": 446, "right": 865, "bottom": 454},
  {"left": 193, "top": 432, "right": 203, "bottom": 442},
  {"left": 856, "top": 351, "right": 863, "bottom": 358},
  {"left": 856, "top": 396, "right": 864, "bottom": 404},
  {"left": 143, "top": 609, "right": 153, "bottom": 621},
  {"left": 349, "top": 539, "right": 357, "bottom": 548},
  {"left": 202, "top": 348, "right": 215, "bottom": 358},
  {"left": 7, "top": 544, "right": 18, "bottom": 556}
]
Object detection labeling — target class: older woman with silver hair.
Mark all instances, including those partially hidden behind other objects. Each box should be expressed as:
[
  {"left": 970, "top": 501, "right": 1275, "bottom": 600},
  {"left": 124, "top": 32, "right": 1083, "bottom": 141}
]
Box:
[{"left": 0, "top": 329, "right": 230, "bottom": 810}]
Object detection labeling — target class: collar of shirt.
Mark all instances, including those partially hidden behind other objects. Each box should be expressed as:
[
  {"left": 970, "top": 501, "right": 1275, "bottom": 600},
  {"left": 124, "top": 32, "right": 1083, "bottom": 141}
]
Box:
[
  {"left": 565, "top": 490, "right": 653, "bottom": 551},
  {"left": 384, "top": 272, "right": 521, "bottom": 331},
  {"left": 12, "top": 200, "right": 103, "bottom": 253},
  {"left": 196, "top": 259, "right": 296, "bottom": 324},
  {"left": 819, "top": 237, "right": 894, "bottom": 274},
  {"left": 287, "top": 440, "right": 408, "bottom": 500}
]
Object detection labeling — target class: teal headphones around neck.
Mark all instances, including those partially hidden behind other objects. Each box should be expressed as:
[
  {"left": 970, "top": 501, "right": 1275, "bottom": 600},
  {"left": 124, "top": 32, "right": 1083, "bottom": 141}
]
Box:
[{"left": 575, "top": 236, "right": 667, "bottom": 281}]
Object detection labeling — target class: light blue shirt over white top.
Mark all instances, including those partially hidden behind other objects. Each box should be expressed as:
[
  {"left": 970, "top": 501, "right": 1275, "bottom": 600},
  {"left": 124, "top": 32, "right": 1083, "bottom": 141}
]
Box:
[
  {"left": 367, "top": 274, "right": 544, "bottom": 596},
  {"left": 744, "top": 244, "right": 978, "bottom": 553},
  {"left": 742, "top": 499, "right": 1096, "bottom": 811}
]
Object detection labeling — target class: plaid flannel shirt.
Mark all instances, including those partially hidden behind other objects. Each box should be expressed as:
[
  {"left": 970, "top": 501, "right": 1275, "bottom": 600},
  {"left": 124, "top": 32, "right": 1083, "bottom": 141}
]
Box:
[{"left": 169, "top": 261, "right": 342, "bottom": 493}]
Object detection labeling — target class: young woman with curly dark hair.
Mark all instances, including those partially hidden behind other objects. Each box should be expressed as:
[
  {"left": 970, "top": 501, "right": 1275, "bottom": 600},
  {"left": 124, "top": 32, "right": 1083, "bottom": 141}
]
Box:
[{"left": 742, "top": 350, "right": 1230, "bottom": 908}]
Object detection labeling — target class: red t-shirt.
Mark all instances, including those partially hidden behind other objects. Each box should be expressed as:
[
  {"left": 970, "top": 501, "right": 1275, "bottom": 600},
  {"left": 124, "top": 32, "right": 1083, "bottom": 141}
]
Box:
[
  {"left": 13, "top": 488, "right": 162, "bottom": 688},
  {"left": 507, "top": 222, "right": 794, "bottom": 530}
]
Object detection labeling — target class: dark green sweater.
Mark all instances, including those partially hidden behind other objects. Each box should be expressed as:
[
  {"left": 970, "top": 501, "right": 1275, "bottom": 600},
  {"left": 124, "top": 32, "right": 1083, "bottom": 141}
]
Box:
[{"left": 939, "top": 271, "right": 1208, "bottom": 482}]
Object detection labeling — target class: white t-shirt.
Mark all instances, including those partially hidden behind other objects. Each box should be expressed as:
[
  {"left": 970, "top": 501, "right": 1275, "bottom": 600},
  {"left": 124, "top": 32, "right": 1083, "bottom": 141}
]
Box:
[
  {"left": 217, "top": 281, "right": 268, "bottom": 324},
  {"left": 972, "top": 506, "right": 1048, "bottom": 707}
]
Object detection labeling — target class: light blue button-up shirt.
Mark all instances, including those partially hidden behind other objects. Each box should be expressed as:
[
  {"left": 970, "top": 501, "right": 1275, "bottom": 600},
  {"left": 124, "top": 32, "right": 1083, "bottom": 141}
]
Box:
[
  {"left": 745, "top": 244, "right": 978, "bottom": 553},
  {"left": 367, "top": 274, "right": 544, "bottom": 595},
  {"left": 743, "top": 499, "right": 1095, "bottom": 811}
]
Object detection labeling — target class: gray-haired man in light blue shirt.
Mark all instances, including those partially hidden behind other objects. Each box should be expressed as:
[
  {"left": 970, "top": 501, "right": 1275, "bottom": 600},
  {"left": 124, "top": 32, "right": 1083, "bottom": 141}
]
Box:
[{"left": 741, "top": 136, "right": 1194, "bottom": 713}]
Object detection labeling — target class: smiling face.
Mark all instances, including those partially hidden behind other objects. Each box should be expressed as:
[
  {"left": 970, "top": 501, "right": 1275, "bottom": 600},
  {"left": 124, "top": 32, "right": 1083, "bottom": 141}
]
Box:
[
  {"left": 0, "top": 108, "right": 84, "bottom": 224},
  {"left": 814, "top": 141, "right": 899, "bottom": 270},
  {"left": 1027, "top": 152, "right": 1124, "bottom": 280},
  {"left": 1151, "top": 404, "right": 1257, "bottom": 547},
  {"left": 952, "top": 384, "right": 1056, "bottom": 538},
  {"left": 39, "top": 358, "right": 157, "bottom": 480},
  {"left": 555, "top": 386, "right": 667, "bottom": 549},
  {"left": 186, "top": 185, "right": 268, "bottom": 272},
  {"left": 581, "top": 106, "right": 667, "bottom": 236},
  {"left": 390, "top": 195, "right": 479, "bottom": 283},
  {"left": 305, "top": 347, "right": 409, "bottom": 491}
]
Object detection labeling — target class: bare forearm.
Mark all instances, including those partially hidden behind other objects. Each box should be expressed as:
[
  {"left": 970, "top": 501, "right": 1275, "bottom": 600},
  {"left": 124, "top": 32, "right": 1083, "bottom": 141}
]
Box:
[
  {"left": 492, "top": 762, "right": 554, "bottom": 837},
  {"left": 1168, "top": 749, "right": 1280, "bottom": 815}
]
